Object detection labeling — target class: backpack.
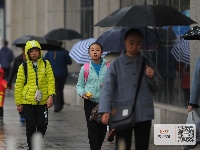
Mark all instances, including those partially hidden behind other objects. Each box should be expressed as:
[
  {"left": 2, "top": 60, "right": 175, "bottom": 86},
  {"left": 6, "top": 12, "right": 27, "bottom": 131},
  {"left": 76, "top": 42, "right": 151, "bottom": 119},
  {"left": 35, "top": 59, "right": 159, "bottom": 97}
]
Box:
[
  {"left": 23, "top": 59, "right": 47, "bottom": 85},
  {"left": 84, "top": 62, "right": 110, "bottom": 82}
]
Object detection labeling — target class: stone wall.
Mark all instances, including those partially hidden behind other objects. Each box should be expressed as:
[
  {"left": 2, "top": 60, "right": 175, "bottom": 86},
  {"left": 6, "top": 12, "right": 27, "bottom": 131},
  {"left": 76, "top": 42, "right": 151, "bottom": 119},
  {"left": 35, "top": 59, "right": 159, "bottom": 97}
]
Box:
[{"left": 5, "top": 0, "right": 81, "bottom": 73}]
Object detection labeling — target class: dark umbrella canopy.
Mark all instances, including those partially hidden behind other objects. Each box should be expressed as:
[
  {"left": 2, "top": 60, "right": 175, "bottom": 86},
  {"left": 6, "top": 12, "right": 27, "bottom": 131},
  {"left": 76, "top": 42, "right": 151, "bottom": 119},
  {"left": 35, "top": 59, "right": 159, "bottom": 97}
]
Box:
[
  {"left": 96, "top": 27, "right": 158, "bottom": 52},
  {"left": 13, "top": 35, "right": 63, "bottom": 50},
  {"left": 94, "top": 5, "right": 196, "bottom": 27},
  {"left": 44, "top": 28, "right": 82, "bottom": 41},
  {"left": 182, "top": 26, "right": 200, "bottom": 40}
]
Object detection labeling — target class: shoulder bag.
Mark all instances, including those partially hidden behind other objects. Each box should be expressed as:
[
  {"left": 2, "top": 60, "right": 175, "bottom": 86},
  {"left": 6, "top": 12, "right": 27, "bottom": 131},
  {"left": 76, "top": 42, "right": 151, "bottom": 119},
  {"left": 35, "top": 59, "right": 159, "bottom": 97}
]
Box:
[{"left": 109, "top": 58, "right": 146, "bottom": 131}]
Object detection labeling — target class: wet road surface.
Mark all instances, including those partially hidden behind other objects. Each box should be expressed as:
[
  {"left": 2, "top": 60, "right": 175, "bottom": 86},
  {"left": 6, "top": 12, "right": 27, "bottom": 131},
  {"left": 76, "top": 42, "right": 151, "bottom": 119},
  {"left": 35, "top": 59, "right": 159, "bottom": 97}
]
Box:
[{"left": 0, "top": 90, "right": 197, "bottom": 150}]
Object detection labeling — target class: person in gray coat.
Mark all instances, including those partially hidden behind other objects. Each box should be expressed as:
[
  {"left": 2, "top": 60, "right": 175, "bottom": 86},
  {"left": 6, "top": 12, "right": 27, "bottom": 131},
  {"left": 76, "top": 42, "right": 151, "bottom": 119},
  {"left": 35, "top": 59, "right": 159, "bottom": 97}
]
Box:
[{"left": 99, "top": 28, "right": 163, "bottom": 150}]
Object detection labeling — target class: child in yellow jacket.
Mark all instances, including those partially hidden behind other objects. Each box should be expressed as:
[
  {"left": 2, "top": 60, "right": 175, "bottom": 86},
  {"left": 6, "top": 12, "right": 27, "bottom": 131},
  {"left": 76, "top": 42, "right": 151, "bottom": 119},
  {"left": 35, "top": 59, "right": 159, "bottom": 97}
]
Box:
[{"left": 14, "top": 40, "right": 55, "bottom": 149}]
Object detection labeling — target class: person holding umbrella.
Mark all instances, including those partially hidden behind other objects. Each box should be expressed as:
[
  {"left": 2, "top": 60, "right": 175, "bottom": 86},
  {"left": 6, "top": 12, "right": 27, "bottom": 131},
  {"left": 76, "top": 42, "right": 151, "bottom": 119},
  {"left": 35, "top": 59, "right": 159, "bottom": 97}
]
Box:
[
  {"left": 0, "top": 40, "right": 14, "bottom": 80},
  {"left": 99, "top": 28, "right": 163, "bottom": 150},
  {"left": 44, "top": 42, "right": 72, "bottom": 112}
]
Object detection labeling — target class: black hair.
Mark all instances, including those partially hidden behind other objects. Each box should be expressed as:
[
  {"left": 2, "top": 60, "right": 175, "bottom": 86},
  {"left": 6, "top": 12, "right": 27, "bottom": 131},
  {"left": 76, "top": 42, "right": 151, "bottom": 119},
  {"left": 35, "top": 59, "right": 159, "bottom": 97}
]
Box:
[
  {"left": 28, "top": 47, "right": 41, "bottom": 52},
  {"left": 88, "top": 42, "right": 103, "bottom": 52},
  {"left": 124, "top": 28, "right": 143, "bottom": 41},
  {"left": 3, "top": 40, "right": 8, "bottom": 46}
]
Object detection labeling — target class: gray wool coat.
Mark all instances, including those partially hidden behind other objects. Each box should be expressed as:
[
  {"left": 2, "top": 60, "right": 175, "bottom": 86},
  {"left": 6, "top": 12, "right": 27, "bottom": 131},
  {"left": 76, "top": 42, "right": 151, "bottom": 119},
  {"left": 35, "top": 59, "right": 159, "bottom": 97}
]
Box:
[{"left": 99, "top": 51, "right": 163, "bottom": 123}]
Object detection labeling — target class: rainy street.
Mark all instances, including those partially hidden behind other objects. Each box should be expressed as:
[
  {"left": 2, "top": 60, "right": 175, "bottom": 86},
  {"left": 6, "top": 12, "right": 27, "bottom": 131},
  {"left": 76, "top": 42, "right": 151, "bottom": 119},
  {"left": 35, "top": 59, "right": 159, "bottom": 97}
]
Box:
[
  {"left": 0, "top": 90, "right": 198, "bottom": 150},
  {"left": 0, "top": 90, "right": 115, "bottom": 150}
]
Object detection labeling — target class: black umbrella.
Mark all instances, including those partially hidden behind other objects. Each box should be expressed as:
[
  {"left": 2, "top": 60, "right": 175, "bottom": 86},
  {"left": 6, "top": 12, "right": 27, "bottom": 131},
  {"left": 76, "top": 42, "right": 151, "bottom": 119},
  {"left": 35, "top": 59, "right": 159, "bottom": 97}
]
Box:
[
  {"left": 13, "top": 35, "right": 63, "bottom": 50},
  {"left": 94, "top": 5, "right": 196, "bottom": 27},
  {"left": 96, "top": 27, "right": 158, "bottom": 52},
  {"left": 44, "top": 28, "right": 82, "bottom": 41},
  {"left": 182, "top": 26, "right": 200, "bottom": 40}
]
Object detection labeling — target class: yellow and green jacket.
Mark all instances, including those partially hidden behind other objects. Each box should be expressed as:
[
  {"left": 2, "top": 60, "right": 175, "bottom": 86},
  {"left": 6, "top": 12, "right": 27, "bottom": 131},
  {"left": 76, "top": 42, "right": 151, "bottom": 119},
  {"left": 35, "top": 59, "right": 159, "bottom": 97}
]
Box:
[{"left": 14, "top": 48, "right": 55, "bottom": 106}]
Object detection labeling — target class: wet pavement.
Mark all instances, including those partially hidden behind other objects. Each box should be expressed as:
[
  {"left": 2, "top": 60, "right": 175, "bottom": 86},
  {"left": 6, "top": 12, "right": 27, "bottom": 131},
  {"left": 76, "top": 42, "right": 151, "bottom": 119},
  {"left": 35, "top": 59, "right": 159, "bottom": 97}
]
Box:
[{"left": 0, "top": 90, "right": 198, "bottom": 150}]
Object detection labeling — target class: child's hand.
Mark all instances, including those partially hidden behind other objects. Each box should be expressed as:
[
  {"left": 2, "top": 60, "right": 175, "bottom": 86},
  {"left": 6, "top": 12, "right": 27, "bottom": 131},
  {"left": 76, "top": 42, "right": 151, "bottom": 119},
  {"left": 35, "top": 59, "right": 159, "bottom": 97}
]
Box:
[
  {"left": 82, "top": 92, "right": 92, "bottom": 100},
  {"left": 82, "top": 94, "right": 90, "bottom": 100},
  {"left": 47, "top": 96, "right": 53, "bottom": 108},
  {"left": 17, "top": 105, "right": 23, "bottom": 112}
]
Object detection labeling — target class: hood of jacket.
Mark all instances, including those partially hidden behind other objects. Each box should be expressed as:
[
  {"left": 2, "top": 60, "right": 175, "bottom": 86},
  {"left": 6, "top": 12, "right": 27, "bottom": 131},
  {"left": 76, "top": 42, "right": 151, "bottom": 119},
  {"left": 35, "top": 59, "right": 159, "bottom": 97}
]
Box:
[{"left": 25, "top": 40, "right": 43, "bottom": 63}]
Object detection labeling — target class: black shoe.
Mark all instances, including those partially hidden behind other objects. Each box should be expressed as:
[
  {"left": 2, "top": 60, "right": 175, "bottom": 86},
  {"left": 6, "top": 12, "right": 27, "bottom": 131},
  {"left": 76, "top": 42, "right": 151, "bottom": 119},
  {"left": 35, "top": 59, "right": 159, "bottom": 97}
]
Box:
[
  {"left": 54, "top": 108, "right": 62, "bottom": 112},
  {"left": 54, "top": 105, "right": 63, "bottom": 112},
  {"left": 20, "top": 116, "right": 25, "bottom": 122},
  {"left": 107, "top": 129, "right": 116, "bottom": 142}
]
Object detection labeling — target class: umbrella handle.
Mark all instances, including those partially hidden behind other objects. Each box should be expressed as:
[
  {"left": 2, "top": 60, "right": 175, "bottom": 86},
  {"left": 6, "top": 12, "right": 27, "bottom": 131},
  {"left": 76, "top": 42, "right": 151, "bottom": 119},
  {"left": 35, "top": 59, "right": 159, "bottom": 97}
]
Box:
[{"left": 54, "top": 51, "right": 56, "bottom": 59}]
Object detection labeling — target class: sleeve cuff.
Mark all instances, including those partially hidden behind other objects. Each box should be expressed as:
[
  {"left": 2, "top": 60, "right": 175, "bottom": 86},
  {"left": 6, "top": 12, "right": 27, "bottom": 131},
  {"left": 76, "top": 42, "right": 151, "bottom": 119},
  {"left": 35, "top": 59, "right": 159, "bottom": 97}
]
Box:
[{"left": 189, "top": 103, "right": 199, "bottom": 108}]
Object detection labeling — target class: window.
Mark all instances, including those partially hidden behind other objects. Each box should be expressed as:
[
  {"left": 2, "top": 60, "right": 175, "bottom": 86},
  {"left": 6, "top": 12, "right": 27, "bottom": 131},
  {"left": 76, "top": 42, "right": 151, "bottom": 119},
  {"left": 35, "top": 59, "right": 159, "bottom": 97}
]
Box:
[
  {"left": 148, "top": 0, "right": 190, "bottom": 108},
  {"left": 81, "top": 0, "right": 94, "bottom": 38}
]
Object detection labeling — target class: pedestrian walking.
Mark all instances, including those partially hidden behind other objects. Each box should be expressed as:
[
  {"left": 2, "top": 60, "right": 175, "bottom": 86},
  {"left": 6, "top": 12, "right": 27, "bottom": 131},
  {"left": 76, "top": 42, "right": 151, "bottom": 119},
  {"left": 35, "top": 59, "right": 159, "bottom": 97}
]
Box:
[
  {"left": 14, "top": 40, "right": 55, "bottom": 150},
  {"left": 99, "top": 28, "right": 163, "bottom": 150},
  {"left": 0, "top": 40, "right": 14, "bottom": 80},
  {"left": 187, "top": 57, "right": 200, "bottom": 149},
  {"left": 76, "top": 43, "right": 108, "bottom": 150},
  {"left": 188, "top": 56, "right": 200, "bottom": 110},
  {"left": 44, "top": 42, "right": 72, "bottom": 112},
  {"left": 0, "top": 68, "right": 7, "bottom": 121},
  {"left": 7, "top": 47, "right": 26, "bottom": 122}
]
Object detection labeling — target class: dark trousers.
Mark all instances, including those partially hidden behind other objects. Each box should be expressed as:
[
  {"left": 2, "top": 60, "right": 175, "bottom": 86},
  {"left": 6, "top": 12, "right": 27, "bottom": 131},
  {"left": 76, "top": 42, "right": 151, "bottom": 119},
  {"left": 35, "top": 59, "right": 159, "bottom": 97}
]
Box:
[
  {"left": 183, "top": 88, "right": 190, "bottom": 107},
  {"left": 0, "top": 107, "right": 3, "bottom": 117},
  {"left": 2, "top": 67, "right": 10, "bottom": 80},
  {"left": 84, "top": 100, "right": 107, "bottom": 150},
  {"left": 23, "top": 104, "right": 48, "bottom": 149},
  {"left": 115, "top": 120, "right": 152, "bottom": 150},
  {"left": 54, "top": 77, "right": 66, "bottom": 111},
  {"left": 19, "top": 110, "right": 25, "bottom": 117}
]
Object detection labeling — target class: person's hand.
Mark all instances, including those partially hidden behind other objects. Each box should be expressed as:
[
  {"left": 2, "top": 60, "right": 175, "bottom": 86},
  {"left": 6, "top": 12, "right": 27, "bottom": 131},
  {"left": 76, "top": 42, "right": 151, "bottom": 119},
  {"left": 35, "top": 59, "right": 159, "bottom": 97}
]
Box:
[
  {"left": 47, "top": 96, "right": 53, "bottom": 108},
  {"left": 102, "top": 113, "right": 110, "bottom": 125},
  {"left": 82, "top": 94, "right": 90, "bottom": 100},
  {"left": 145, "top": 66, "right": 154, "bottom": 80},
  {"left": 188, "top": 104, "right": 199, "bottom": 112},
  {"left": 17, "top": 105, "right": 23, "bottom": 112},
  {"left": 188, "top": 105, "right": 193, "bottom": 112}
]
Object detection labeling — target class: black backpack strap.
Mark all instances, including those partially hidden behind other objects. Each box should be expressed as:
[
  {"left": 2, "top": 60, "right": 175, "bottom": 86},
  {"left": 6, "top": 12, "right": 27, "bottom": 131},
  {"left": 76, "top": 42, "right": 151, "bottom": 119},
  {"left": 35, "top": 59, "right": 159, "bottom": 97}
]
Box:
[
  {"left": 43, "top": 59, "right": 47, "bottom": 68},
  {"left": 23, "top": 59, "right": 46, "bottom": 85}
]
